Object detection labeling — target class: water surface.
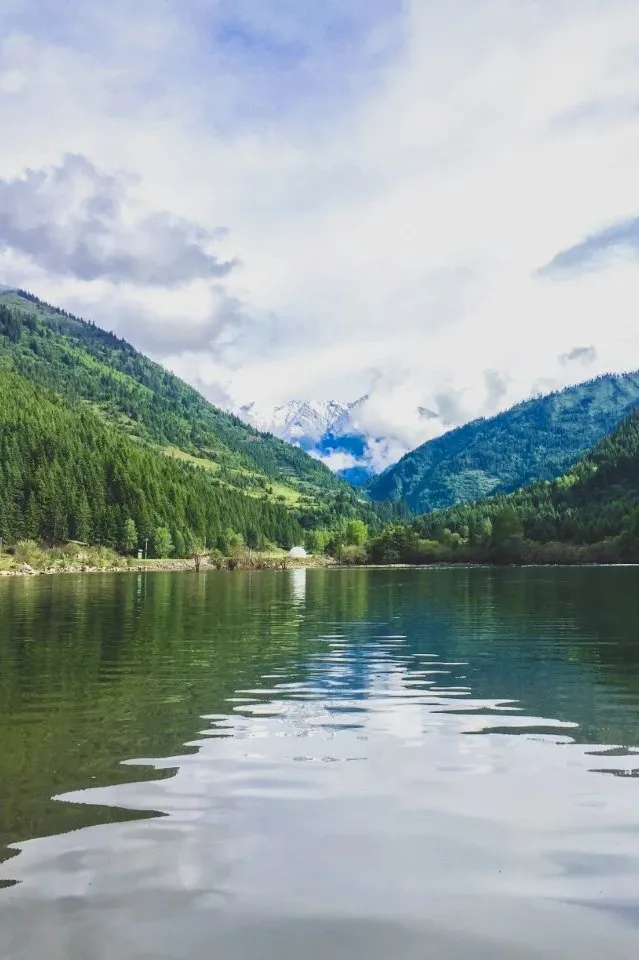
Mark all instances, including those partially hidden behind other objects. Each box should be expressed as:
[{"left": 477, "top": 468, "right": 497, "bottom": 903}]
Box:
[{"left": 1, "top": 567, "right": 639, "bottom": 959}]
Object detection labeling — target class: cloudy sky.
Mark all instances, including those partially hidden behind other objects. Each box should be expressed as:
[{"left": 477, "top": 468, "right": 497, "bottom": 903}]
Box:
[{"left": 1, "top": 0, "right": 639, "bottom": 462}]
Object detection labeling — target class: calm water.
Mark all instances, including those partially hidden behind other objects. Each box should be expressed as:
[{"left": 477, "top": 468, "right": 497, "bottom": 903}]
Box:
[{"left": 1, "top": 567, "right": 639, "bottom": 959}]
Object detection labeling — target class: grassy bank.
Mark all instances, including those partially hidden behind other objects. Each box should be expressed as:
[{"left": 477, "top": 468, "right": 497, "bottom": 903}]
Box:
[{"left": 0, "top": 542, "right": 335, "bottom": 577}]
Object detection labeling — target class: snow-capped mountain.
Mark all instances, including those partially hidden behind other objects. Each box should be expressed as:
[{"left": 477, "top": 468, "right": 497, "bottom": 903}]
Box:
[
  {"left": 234, "top": 392, "right": 449, "bottom": 485},
  {"left": 237, "top": 400, "right": 350, "bottom": 449},
  {"left": 234, "top": 398, "right": 377, "bottom": 484},
  {"left": 234, "top": 368, "right": 588, "bottom": 485}
]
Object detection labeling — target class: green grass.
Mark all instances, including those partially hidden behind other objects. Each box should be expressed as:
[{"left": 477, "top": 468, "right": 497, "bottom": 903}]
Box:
[{"left": 163, "top": 445, "right": 221, "bottom": 472}]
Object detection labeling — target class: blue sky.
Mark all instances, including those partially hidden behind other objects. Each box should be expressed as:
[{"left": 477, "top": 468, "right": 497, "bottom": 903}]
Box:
[{"left": 0, "top": 0, "right": 638, "bottom": 466}]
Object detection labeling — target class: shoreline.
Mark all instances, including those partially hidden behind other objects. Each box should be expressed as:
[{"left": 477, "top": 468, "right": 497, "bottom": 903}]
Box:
[
  {"left": 0, "top": 555, "right": 336, "bottom": 578},
  {"left": 2, "top": 557, "right": 638, "bottom": 578}
]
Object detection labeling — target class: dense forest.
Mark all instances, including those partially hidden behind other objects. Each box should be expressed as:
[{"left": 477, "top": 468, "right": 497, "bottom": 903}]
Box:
[
  {"left": 0, "top": 368, "right": 307, "bottom": 555},
  {"left": 363, "top": 408, "right": 639, "bottom": 565},
  {"left": 0, "top": 290, "right": 357, "bottom": 510},
  {"left": 368, "top": 372, "right": 639, "bottom": 512}
]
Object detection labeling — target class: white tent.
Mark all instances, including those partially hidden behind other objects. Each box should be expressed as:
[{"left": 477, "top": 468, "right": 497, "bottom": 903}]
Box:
[{"left": 288, "top": 546, "right": 308, "bottom": 558}]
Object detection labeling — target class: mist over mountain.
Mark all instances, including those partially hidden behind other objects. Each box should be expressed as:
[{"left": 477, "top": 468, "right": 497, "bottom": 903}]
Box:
[
  {"left": 234, "top": 391, "right": 455, "bottom": 483},
  {"left": 236, "top": 400, "right": 351, "bottom": 450},
  {"left": 234, "top": 397, "right": 382, "bottom": 484},
  {"left": 368, "top": 372, "right": 639, "bottom": 513},
  {"left": 233, "top": 367, "right": 570, "bottom": 482},
  {"left": 237, "top": 370, "right": 639, "bottom": 511}
]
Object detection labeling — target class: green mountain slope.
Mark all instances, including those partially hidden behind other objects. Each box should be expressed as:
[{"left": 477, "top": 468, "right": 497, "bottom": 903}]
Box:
[
  {"left": 369, "top": 408, "right": 639, "bottom": 564},
  {"left": 368, "top": 373, "right": 639, "bottom": 513},
  {"left": 0, "top": 367, "right": 305, "bottom": 552},
  {"left": 0, "top": 289, "right": 358, "bottom": 518},
  {"left": 419, "top": 408, "right": 639, "bottom": 556}
]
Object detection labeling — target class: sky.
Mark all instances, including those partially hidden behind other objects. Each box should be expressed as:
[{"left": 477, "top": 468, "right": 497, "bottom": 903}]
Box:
[{"left": 1, "top": 0, "right": 639, "bottom": 466}]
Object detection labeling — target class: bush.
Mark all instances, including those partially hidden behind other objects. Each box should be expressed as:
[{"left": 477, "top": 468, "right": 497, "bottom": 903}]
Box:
[
  {"left": 410, "top": 539, "right": 447, "bottom": 564},
  {"left": 339, "top": 545, "right": 367, "bottom": 565},
  {"left": 14, "top": 540, "right": 47, "bottom": 567}
]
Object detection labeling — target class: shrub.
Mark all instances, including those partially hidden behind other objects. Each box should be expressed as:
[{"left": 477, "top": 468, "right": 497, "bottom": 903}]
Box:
[
  {"left": 339, "top": 545, "right": 367, "bottom": 565},
  {"left": 14, "top": 540, "right": 47, "bottom": 567}
]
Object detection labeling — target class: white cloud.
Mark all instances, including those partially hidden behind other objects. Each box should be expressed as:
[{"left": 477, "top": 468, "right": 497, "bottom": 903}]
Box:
[
  {"left": 0, "top": 154, "right": 235, "bottom": 285},
  {"left": 311, "top": 450, "right": 361, "bottom": 474},
  {"left": 0, "top": 0, "right": 638, "bottom": 469}
]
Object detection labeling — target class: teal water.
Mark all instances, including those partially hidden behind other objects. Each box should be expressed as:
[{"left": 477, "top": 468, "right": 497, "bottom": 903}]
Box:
[{"left": 1, "top": 567, "right": 639, "bottom": 958}]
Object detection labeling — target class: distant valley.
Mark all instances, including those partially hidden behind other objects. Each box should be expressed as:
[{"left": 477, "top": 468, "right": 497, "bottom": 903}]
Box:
[
  {"left": 238, "top": 373, "right": 639, "bottom": 515},
  {"left": 0, "top": 289, "right": 388, "bottom": 556},
  {"left": 3, "top": 287, "right": 639, "bottom": 569},
  {"left": 234, "top": 394, "right": 432, "bottom": 486}
]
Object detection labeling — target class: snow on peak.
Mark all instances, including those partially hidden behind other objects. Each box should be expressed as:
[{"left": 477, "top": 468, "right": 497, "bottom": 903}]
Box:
[{"left": 236, "top": 399, "right": 350, "bottom": 445}]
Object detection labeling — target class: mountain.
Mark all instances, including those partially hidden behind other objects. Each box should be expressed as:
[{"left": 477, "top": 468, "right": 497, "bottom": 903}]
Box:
[
  {"left": 368, "top": 406, "right": 639, "bottom": 565},
  {"left": 237, "top": 400, "right": 350, "bottom": 449},
  {"left": 0, "top": 289, "right": 387, "bottom": 548},
  {"left": 0, "top": 367, "right": 304, "bottom": 552},
  {"left": 417, "top": 405, "right": 639, "bottom": 559},
  {"left": 368, "top": 373, "right": 639, "bottom": 513},
  {"left": 235, "top": 397, "right": 377, "bottom": 485},
  {"left": 0, "top": 290, "right": 361, "bottom": 514},
  {"left": 312, "top": 396, "right": 376, "bottom": 485}
]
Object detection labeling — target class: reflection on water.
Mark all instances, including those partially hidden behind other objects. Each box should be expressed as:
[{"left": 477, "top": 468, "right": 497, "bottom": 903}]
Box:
[
  {"left": 289, "top": 566, "right": 307, "bottom": 604},
  {"left": 1, "top": 568, "right": 639, "bottom": 958}
]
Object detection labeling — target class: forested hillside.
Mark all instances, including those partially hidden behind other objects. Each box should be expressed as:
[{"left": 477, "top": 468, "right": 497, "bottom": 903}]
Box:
[
  {"left": 0, "top": 368, "right": 306, "bottom": 554},
  {"left": 367, "top": 409, "right": 639, "bottom": 565},
  {"left": 0, "top": 291, "right": 407, "bottom": 556},
  {"left": 0, "top": 290, "right": 353, "bottom": 510},
  {"left": 368, "top": 373, "right": 639, "bottom": 512}
]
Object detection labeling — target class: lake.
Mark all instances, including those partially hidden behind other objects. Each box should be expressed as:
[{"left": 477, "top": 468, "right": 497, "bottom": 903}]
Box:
[{"left": 1, "top": 567, "right": 639, "bottom": 959}]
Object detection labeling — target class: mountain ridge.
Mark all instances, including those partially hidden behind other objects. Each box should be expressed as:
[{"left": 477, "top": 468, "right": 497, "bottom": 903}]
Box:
[
  {"left": 414, "top": 404, "right": 639, "bottom": 560},
  {"left": 0, "top": 364, "right": 306, "bottom": 552},
  {"left": 0, "top": 289, "right": 359, "bottom": 516},
  {"left": 367, "top": 372, "right": 639, "bottom": 513}
]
